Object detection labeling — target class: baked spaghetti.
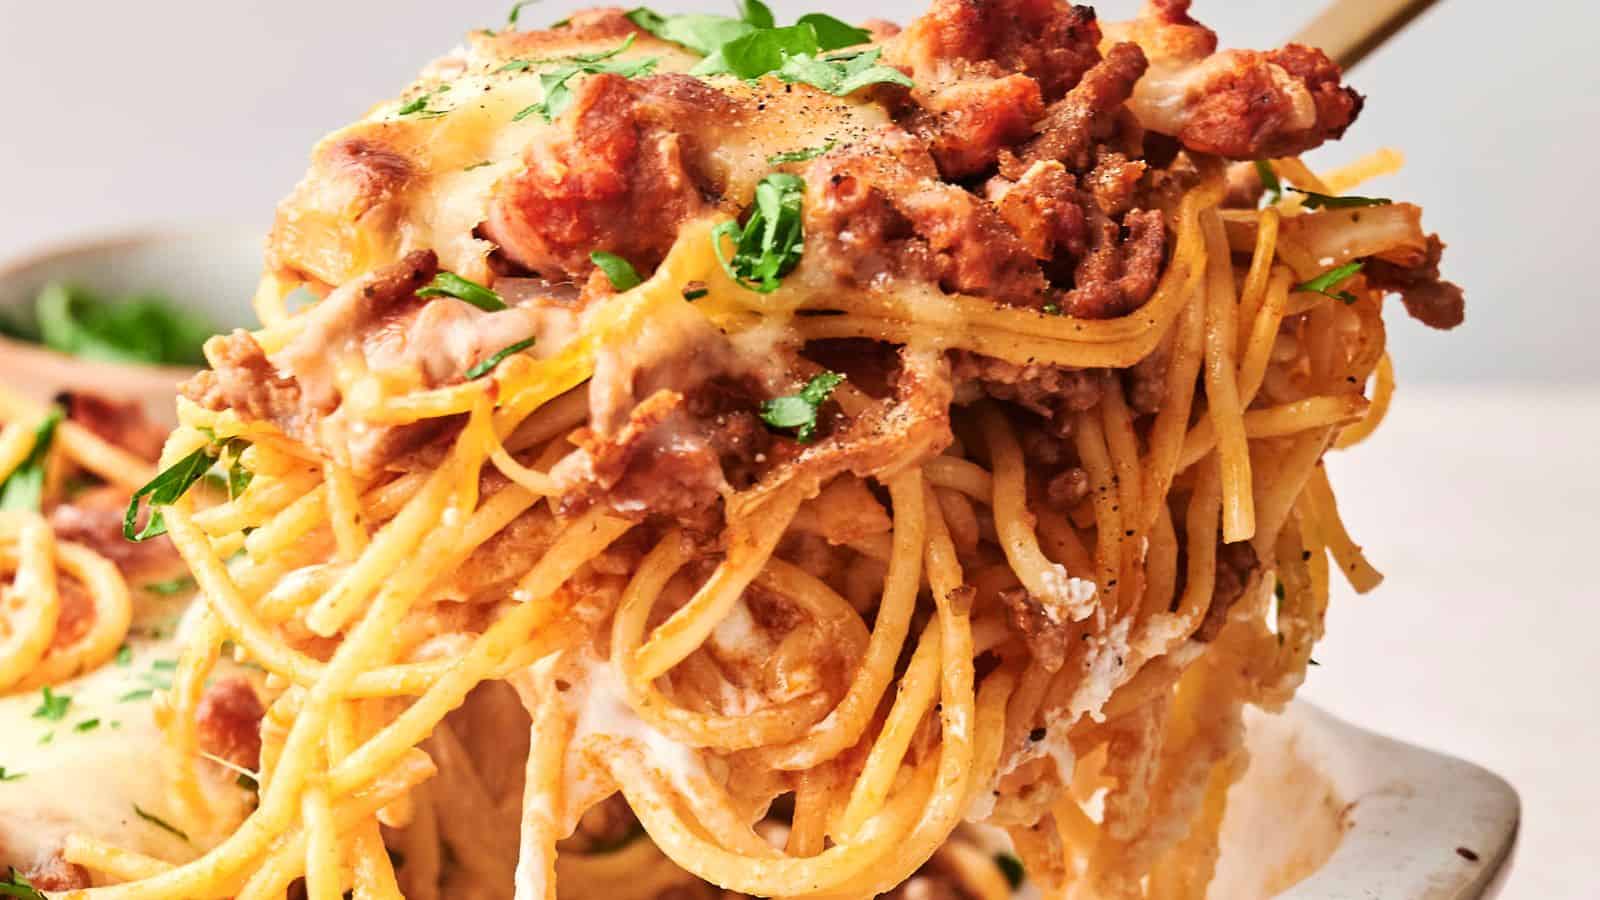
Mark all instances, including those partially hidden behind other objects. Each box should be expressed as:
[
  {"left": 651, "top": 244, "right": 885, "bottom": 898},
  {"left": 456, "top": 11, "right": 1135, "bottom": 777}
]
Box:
[{"left": 0, "top": 1, "right": 1464, "bottom": 898}]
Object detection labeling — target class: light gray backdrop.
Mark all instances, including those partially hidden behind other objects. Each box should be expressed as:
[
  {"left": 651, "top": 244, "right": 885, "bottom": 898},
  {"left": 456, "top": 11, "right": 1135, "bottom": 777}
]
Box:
[{"left": 0, "top": 0, "right": 1593, "bottom": 382}]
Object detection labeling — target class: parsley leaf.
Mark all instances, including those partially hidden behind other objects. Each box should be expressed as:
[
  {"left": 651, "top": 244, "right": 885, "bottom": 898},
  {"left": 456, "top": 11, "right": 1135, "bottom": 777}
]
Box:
[
  {"left": 142, "top": 575, "right": 196, "bottom": 596},
  {"left": 466, "top": 337, "right": 537, "bottom": 380},
  {"left": 626, "top": 8, "right": 757, "bottom": 55},
  {"left": 395, "top": 85, "right": 450, "bottom": 119},
  {"left": 631, "top": 3, "right": 871, "bottom": 87},
  {"left": 760, "top": 372, "right": 844, "bottom": 442},
  {"left": 116, "top": 644, "right": 134, "bottom": 666},
  {"left": 773, "top": 47, "right": 910, "bottom": 95},
  {"left": 133, "top": 805, "right": 191, "bottom": 844},
  {"left": 32, "top": 687, "right": 70, "bottom": 722},
  {"left": 124, "top": 445, "right": 218, "bottom": 542},
  {"left": 119, "top": 688, "right": 155, "bottom": 703},
  {"left": 0, "top": 406, "right": 63, "bottom": 512},
  {"left": 506, "top": 0, "right": 540, "bottom": 28},
  {"left": 508, "top": 37, "right": 657, "bottom": 122},
  {"left": 796, "top": 13, "right": 870, "bottom": 50},
  {"left": 416, "top": 272, "right": 507, "bottom": 311},
  {"left": 681, "top": 283, "right": 709, "bottom": 301},
  {"left": 1288, "top": 187, "right": 1393, "bottom": 210},
  {"left": 713, "top": 173, "right": 805, "bottom": 293},
  {"left": 75, "top": 718, "right": 101, "bottom": 733},
  {"left": 995, "top": 852, "right": 1026, "bottom": 889},
  {"left": 1254, "top": 160, "right": 1282, "bottom": 205},
  {"left": 0, "top": 768, "right": 23, "bottom": 782},
  {"left": 0, "top": 868, "right": 46, "bottom": 900},
  {"left": 590, "top": 251, "right": 643, "bottom": 291},
  {"left": 767, "top": 141, "right": 835, "bottom": 165},
  {"left": 1293, "top": 261, "right": 1366, "bottom": 305}
]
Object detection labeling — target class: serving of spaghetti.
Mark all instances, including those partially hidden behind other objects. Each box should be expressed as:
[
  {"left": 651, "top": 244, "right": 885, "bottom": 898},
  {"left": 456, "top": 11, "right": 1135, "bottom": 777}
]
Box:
[{"left": 0, "top": 1, "right": 1466, "bottom": 897}]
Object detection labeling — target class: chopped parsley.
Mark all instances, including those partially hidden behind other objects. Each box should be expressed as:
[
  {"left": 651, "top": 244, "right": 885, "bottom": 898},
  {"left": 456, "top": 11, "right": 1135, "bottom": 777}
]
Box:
[
  {"left": 590, "top": 251, "right": 643, "bottom": 291},
  {"left": 416, "top": 272, "right": 507, "bottom": 312},
  {"left": 463, "top": 160, "right": 493, "bottom": 171},
  {"left": 0, "top": 767, "right": 23, "bottom": 782},
  {"left": 759, "top": 372, "right": 844, "bottom": 442},
  {"left": 682, "top": 283, "right": 709, "bottom": 301},
  {"left": 0, "top": 407, "right": 63, "bottom": 512},
  {"left": 1289, "top": 187, "right": 1392, "bottom": 210},
  {"left": 507, "top": 37, "right": 658, "bottom": 122},
  {"left": 994, "top": 852, "right": 1025, "bottom": 889},
  {"left": 31, "top": 687, "right": 70, "bottom": 722},
  {"left": 1254, "top": 160, "right": 1282, "bottom": 205},
  {"left": 767, "top": 141, "right": 835, "bottom": 165},
  {"left": 0, "top": 868, "right": 46, "bottom": 900},
  {"left": 74, "top": 718, "right": 101, "bottom": 733},
  {"left": 119, "top": 688, "right": 155, "bottom": 703},
  {"left": 1293, "top": 261, "right": 1366, "bottom": 305},
  {"left": 713, "top": 172, "right": 805, "bottom": 293},
  {"left": 505, "top": 0, "right": 540, "bottom": 28},
  {"left": 124, "top": 434, "right": 252, "bottom": 542},
  {"left": 36, "top": 732, "right": 52, "bottom": 746},
  {"left": 395, "top": 85, "right": 450, "bottom": 119},
  {"left": 629, "top": 2, "right": 895, "bottom": 95},
  {"left": 116, "top": 644, "right": 134, "bottom": 666},
  {"left": 133, "top": 805, "right": 191, "bottom": 844},
  {"left": 142, "top": 575, "right": 196, "bottom": 596},
  {"left": 466, "top": 337, "right": 537, "bottom": 380}
]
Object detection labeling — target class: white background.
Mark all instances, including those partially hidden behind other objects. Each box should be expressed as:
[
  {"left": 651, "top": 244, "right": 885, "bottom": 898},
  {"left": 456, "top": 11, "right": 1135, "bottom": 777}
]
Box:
[{"left": 1, "top": 1, "right": 1595, "bottom": 896}]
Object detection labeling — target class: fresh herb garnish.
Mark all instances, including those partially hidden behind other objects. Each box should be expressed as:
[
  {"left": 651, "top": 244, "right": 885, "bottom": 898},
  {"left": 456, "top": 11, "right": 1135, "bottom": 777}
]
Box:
[
  {"left": 506, "top": 0, "right": 540, "bottom": 28},
  {"left": 630, "top": 2, "right": 887, "bottom": 93},
  {"left": 124, "top": 443, "right": 223, "bottom": 542},
  {"left": 1254, "top": 160, "right": 1282, "bottom": 206},
  {"left": 143, "top": 575, "right": 197, "bottom": 595},
  {"left": 759, "top": 372, "right": 843, "bottom": 442},
  {"left": 767, "top": 141, "right": 835, "bottom": 165},
  {"left": 590, "top": 251, "right": 643, "bottom": 291},
  {"left": 24, "top": 281, "right": 212, "bottom": 366},
  {"left": 36, "top": 732, "right": 52, "bottom": 746},
  {"left": 466, "top": 337, "right": 537, "bottom": 380},
  {"left": 415, "top": 272, "right": 508, "bottom": 312},
  {"left": 133, "top": 805, "right": 191, "bottom": 843},
  {"left": 395, "top": 85, "right": 451, "bottom": 119},
  {"left": 115, "top": 644, "right": 133, "bottom": 666},
  {"left": 0, "top": 868, "right": 46, "bottom": 900},
  {"left": 994, "top": 852, "right": 1025, "bottom": 889},
  {"left": 463, "top": 160, "right": 493, "bottom": 171},
  {"left": 507, "top": 37, "right": 658, "bottom": 122},
  {"left": 32, "top": 687, "right": 69, "bottom": 721},
  {"left": 0, "top": 768, "right": 23, "bottom": 782},
  {"left": 713, "top": 173, "right": 805, "bottom": 293},
  {"left": 0, "top": 407, "right": 63, "bottom": 512},
  {"left": 74, "top": 718, "right": 101, "bottom": 733},
  {"left": 119, "top": 688, "right": 155, "bottom": 703},
  {"left": 1293, "top": 261, "right": 1366, "bottom": 305},
  {"left": 1288, "top": 188, "right": 1392, "bottom": 210},
  {"left": 682, "top": 284, "right": 709, "bottom": 301}
]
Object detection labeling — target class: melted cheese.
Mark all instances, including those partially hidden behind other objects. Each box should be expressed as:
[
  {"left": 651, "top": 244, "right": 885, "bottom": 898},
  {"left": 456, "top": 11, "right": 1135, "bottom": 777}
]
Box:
[
  {"left": 270, "top": 26, "right": 888, "bottom": 290},
  {"left": 0, "top": 598, "right": 247, "bottom": 881}
]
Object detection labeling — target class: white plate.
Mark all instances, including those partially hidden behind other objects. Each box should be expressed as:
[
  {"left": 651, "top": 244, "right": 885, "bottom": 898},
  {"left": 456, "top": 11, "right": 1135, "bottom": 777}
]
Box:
[
  {"left": 0, "top": 226, "right": 264, "bottom": 422},
  {"left": 1216, "top": 702, "right": 1519, "bottom": 898}
]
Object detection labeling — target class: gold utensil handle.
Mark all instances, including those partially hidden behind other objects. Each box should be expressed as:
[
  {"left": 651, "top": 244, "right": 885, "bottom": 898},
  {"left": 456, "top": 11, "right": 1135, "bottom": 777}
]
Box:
[{"left": 1292, "top": 0, "right": 1443, "bottom": 70}]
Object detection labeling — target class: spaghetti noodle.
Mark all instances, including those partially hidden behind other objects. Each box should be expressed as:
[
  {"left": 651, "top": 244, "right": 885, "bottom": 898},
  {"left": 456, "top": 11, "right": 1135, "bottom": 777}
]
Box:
[{"left": 0, "top": 1, "right": 1468, "bottom": 898}]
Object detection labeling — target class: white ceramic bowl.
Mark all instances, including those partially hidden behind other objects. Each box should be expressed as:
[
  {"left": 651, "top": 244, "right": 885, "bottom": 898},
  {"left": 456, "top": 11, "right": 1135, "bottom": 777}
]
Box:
[
  {"left": 1217, "top": 702, "right": 1518, "bottom": 899},
  {"left": 0, "top": 226, "right": 265, "bottom": 423}
]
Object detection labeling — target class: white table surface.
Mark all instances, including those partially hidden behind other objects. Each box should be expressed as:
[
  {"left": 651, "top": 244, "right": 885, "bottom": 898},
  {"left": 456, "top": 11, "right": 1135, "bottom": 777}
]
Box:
[{"left": 1298, "top": 383, "right": 1597, "bottom": 899}]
